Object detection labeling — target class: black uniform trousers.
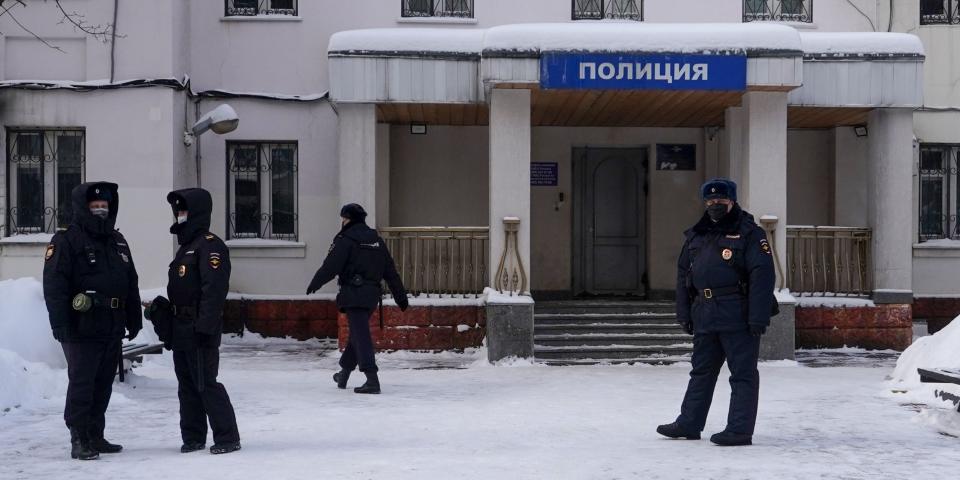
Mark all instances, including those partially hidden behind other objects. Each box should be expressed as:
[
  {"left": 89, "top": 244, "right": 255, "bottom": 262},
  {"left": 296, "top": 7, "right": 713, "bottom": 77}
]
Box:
[
  {"left": 173, "top": 346, "right": 239, "bottom": 445},
  {"left": 62, "top": 338, "right": 121, "bottom": 434},
  {"left": 339, "top": 308, "right": 378, "bottom": 373},
  {"left": 676, "top": 330, "right": 761, "bottom": 435}
]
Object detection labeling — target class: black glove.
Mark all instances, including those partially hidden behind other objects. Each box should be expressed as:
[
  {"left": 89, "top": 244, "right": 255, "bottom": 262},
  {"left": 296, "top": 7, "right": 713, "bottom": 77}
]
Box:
[
  {"left": 680, "top": 321, "right": 693, "bottom": 335},
  {"left": 126, "top": 327, "right": 141, "bottom": 341},
  {"left": 306, "top": 281, "right": 320, "bottom": 295},
  {"left": 51, "top": 327, "right": 67, "bottom": 342},
  {"left": 396, "top": 295, "right": 409, "bottom": 312},
  {"left": 749, "top": 324, "right": 767, "bottom": 337}
]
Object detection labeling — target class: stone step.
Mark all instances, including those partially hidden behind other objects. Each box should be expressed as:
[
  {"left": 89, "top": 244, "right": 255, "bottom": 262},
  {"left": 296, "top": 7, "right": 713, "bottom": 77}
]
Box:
[
  {"left": 535, "top": 301, "right": 676, "bottom": 315},
  {"left": 534, "top": 345, "right": 694, "bottom": 360},
  {"left": 535, "top": 333, "right": 692, "bottom": 347},
  {"left": 535, "top": 323, "right": 687, "bottom": 335},
  {"left": 540, "top": 356, "right": 691, "bottom": 366},
  {"left": 534, "top": 313, "right": 678, "bottom": 325}
]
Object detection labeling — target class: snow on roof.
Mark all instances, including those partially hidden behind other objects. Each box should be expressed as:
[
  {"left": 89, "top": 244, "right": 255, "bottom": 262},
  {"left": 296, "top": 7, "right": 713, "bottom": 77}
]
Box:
[
  {"left": 483, "top": 22, "right": 803, "bottom": 56},
  {"left": 328, "top": 28, "right": 485, "bottom": 56},
  {"left": 800, "top": 32, "right": 925, "bottom": 57},
  {"left": 329, "top": 23, "right": 804, "bottom": 58}
]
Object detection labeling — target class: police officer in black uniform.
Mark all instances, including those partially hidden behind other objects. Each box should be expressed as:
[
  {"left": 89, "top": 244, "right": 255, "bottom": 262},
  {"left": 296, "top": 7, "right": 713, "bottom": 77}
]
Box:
[
  {"left": 657, "top": 178, "right": 776, "bottom": 446},
  {"left": 160, "top": 188, "right": 241, "bottom": 454},
  {"left": 306, "top": 203, "right": 409, "bottom": 394},
  {"left": 43, "top": 182, "right": 142, "bottom": 460}
]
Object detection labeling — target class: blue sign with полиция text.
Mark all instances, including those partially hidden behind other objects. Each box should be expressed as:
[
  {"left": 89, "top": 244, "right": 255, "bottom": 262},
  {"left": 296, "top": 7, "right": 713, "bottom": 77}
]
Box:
[{"left": 540, "top": 53, "right": 747, "bottom": 91}]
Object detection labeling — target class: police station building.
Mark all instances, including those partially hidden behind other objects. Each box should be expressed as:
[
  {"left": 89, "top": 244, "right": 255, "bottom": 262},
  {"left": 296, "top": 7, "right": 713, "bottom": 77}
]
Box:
[{"left": 0, "top": 2, "right": 957, "bottom": 362}]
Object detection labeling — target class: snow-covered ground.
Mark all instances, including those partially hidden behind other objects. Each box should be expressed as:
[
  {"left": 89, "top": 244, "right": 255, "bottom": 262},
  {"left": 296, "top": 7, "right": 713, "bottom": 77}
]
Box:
[
  {"left": 0, "top": 335, "right": 956, "bottom": 479},
  {"left": 2, "top": 277, "right": 958, "bottom": 479}
]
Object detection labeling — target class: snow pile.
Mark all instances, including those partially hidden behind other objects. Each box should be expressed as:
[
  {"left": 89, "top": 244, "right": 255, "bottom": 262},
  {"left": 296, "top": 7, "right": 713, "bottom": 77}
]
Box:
[
  {"left": 0, "top": 278, "right": 68, "bottom": 412},
  {"left": 800, "top": 32, "right": 925, "bottom": 56},
  {"left": 329, "top": 28, "right": 485, "bottom": 55},
  {"left": 890, "top": 315, "right": 960, "bottom": 388}
]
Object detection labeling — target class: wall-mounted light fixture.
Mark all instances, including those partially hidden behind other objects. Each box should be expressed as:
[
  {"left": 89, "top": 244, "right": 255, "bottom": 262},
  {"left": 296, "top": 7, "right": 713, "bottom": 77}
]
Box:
[
  {"left": 411, "top": 124, "right": 427, "bottom": 135},
  {"left": 854, "top": 126, "right": 868, "bottom": 137}
]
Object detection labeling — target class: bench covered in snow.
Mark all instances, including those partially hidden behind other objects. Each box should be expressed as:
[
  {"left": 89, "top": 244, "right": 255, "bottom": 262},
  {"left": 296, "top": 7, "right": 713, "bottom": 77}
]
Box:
[
  {"left": 118, "top": 342, "right": 163, "bottom": 382},
  {"left": 918, "top": 368, "right": 960, "bottom": 412}
]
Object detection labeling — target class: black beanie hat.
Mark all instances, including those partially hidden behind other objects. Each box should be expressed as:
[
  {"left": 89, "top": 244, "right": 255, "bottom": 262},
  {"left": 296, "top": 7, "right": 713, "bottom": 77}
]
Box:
[
  {"left": 340, "top": 203, "right": 367, "bottom": 222},
  {"left": 86, "top": 185, "right": 113, "bottom": 203}
]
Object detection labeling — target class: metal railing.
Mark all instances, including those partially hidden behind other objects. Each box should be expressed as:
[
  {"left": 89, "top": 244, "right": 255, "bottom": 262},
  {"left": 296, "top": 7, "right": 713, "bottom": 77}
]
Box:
[
  {"left": 572, "top": 0, "right": 643, "bottom": 21},
  {"left": 380, "top": 227, "right": 488, "bottom": 297},
  {"left": 743, "top": 0, "right": 812, "bottom": 23},
  {"left": 225, "top": 0, "right": 297, "bottom": 17},
  {"left": 401, "top": 0, "right": 474, "bottom": 18},
  {"left": 786, "top": 226, "right": 872, "bottom": 296},
  {"left": 921, "top": 0, "right": 960, "bottom": 25}
]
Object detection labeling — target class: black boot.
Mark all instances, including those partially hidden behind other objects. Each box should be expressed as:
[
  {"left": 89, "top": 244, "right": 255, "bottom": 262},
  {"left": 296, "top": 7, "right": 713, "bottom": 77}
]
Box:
[
  {"left": 181, "top": 442, "right": 206, "bottom": 453},
  {"left": 333, "top": 370, "right": 351, "bottom": 389},
  {"left": 69, "top": 428, "right": 99, "bottom": 460},
  {"left": 210, "top": 441, "right": 242, "bottom": 455},
  {"left": 353, "top": 371, "right": 381, "bottom": 394},
  {"left": 88, "top": 426, "right": 122, "bottom": 454},
  {"left": 656, "top": 422, "right": 701, "bottom": 440},
  {"left": 710, "top": 430, "right": 752, "bottom": 446}
]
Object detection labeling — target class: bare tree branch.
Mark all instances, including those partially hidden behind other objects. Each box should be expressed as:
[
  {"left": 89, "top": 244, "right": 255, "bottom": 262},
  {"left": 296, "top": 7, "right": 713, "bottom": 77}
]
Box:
[
  {"left": 53, "top": 0, "right": 114, "bottom": 42},
  {"left": 3, "top": 6, "right": 65, "bottom": 53}
]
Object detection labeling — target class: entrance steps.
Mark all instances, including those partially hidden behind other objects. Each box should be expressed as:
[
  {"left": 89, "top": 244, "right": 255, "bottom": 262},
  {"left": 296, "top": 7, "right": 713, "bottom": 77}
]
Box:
[{"left": 534, "top": 301, "right": 693, "bottom": 365}]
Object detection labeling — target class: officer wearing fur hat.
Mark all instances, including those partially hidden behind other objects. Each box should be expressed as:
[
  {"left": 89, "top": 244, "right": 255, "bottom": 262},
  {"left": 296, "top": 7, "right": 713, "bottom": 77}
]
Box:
[
  {"left": 306, "top": 203, "right": 409, "bottom": 394},
  {"left": 657, "top": 178, "right": 776, "bottom": 446},
  {"left": 43, "top": 182, "right": 143, "bottom": 460}
]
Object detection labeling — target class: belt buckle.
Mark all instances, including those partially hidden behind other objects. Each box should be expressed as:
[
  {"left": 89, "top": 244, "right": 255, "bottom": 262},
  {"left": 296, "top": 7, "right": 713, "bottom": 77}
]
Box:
[
  {"left": 110, "top": 298, "right": 120, "bottom": 309},
  {"left": 703, "top": 288, "right": 713, "bottom": 299}
]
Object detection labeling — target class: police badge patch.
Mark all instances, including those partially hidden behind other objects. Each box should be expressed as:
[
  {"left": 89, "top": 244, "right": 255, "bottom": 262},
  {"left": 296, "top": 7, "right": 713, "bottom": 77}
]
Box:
[
  {"left": 119, "top": 252, "right": 129, "bottom": 263},
  {"left": 45, "top": 244, "right": 55, "bottom": 261},
  {"left": 760, "top": 239, "right": 772, "bottom": 255},
  {"left": 721, "top": 248, "right": 733, "bottom": 261},
  {"left": 209, "top": 253, "right": 222, "bottom": 269},
  {"left": 178, "top": 265, "right": 187, "bottom": 277}
]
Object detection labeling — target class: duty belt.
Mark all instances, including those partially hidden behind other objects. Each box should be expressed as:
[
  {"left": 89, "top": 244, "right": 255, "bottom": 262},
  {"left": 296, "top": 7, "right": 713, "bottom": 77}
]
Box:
[
  {"left": 90, "top": 293, "right": 125, "bottom": 310},
  {"left": 697, "top": 285, "right": 743, "bottom": 300},
  {"left": 171, "top": 305, "right": 198, "bottom": 317}
]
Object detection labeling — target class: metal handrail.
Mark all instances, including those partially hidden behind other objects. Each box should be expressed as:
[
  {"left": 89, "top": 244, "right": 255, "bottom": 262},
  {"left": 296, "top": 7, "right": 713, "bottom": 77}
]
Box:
[
  {"left": 380, "top": 226, "right": 489, "bottom": 297},
  {"left": 786, "top": 226, "right": 872, "bottom": 296}
]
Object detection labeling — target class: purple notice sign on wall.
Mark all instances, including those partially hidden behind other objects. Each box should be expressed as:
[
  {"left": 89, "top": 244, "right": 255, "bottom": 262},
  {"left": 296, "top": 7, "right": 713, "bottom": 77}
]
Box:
[{"left": 531, "top": 162, "right": 558, "bottom": 186}]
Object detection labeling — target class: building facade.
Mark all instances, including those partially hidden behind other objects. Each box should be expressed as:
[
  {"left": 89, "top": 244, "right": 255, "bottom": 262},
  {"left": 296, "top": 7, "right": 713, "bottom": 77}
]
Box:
[{"left": 1, "top": 1, "right": 957, "bottom": 353}]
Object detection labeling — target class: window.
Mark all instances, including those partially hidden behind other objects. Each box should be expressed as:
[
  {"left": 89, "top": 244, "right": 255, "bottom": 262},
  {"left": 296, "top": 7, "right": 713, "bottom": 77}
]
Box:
[
  {"left": 225, "top": 0, "right": 297, "bottom": 17},
  {"left": 227, "top": 141, "right": 298, "bottom": 241},
  {"left": 918, "top": 144, "right": 959, "bottom": 241},
  {"left": 743, "top": 0, "right": 812, "bottom": 23},
  {"left": 401, "top": 0, "right": 474, "bottom": 18},
  {"left": 4, "top": 129, "right": 85, "bottom": 236},
  {"left": 572, "top": 0, "right": 643, "bottom": 21},
  {"left": 921, "top": 0, "right": 960, "bottom": 25}
]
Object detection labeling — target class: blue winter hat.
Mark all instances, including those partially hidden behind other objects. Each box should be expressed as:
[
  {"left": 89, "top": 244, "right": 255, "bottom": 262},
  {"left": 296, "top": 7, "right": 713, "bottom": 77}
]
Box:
[{"left": 700, "top": 178, "right": 737, "bottom": 202}]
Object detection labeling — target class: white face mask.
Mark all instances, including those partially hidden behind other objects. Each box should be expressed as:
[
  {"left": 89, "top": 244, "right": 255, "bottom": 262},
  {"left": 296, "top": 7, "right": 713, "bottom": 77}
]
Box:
[
  {"left": 177, "top": 213, "right": 188, "bottom": 224},
  {"left": 90, "top": 208, "right": 109, "bottom": 219}
]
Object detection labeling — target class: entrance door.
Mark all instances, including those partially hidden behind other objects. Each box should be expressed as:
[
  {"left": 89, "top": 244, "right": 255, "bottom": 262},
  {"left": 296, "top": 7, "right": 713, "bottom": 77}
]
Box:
[{"left": 573, "top": 148, "right": 648, "bottom": 296}]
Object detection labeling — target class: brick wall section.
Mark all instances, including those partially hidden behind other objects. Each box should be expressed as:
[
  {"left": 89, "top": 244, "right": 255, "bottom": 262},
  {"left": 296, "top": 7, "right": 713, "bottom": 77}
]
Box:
[
  {"left": 795, "top": 304, "right": 912, "bottom": 350},
  {"left": 338, "top": 306, "right": 486, "bottom": 351},
  {"left": 223, "top": 299, "right": 340, "bottom": 340},
  {"left": 912, "top": 297, "right": 960, "bottom": 334}
]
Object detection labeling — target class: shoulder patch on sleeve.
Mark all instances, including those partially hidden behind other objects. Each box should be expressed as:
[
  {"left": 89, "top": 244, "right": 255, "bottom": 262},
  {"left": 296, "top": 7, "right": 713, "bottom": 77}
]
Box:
[
  {"left": 760, "top": 238, "right": 772, "bottom": 255},
  {"left": 205, "top": 234, "right": 216, "bottom": 241},
  {"left": 45, "top": 244, "right": 55, "bottom": 261},
  {"left": 209, "top": 252, "right": 222, "bottom": 269}
]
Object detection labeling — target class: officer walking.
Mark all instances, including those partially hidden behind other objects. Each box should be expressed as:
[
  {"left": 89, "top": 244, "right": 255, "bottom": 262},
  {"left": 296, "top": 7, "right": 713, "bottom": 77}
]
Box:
[
  {"left": 161, "top": 188, "right": 241, "bottom": 454},
  {"left": 657, "top": 178, "right": 776, "bottom": 446},
  {"left": 306, "top": 203, "right": 409, "bottom": 394},
  {"left": 43, "top": 182, "right": 142, "bottom": 460}
]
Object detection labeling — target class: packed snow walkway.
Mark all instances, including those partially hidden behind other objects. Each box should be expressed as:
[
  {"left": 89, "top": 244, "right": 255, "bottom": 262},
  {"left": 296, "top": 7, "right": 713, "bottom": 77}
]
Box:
[{"left": 0, "top": 337, "right": 956, "bottom": 480}]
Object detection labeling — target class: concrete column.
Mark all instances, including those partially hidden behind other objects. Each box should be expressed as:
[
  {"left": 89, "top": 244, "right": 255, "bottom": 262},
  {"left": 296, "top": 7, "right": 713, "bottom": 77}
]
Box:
[
  {"left": 338, "top": 103, "right": 378, "bottom": 226},
  {"left": 741, "top": 91, "right": 789, "bottom": 283},
  {"left": 375, "top": 123, "right": 391, "bottom": 228},
  {"left": 867, "top": 108, "right": 914, "bottom": 303},
  {"left": 488, "top": 89, "right": 531, "bottom": 290},
  {"left": 723, "top": 106, "right": 745, "bottom": 184}
]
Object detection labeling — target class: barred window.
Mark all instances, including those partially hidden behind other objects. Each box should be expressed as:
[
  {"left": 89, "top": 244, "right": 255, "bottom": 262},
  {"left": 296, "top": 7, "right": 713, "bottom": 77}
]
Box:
[
  {"left": 227, "top": 141, "right": 298, "bottom": 241},
  {"left": 921, "top": 0, "right": 960, "bottom": 25},
  {"left": 743, "top": 0, "right": 812, "bottom": 23},
  {"left": 572, "top": 0, "right": 643, "bottom": 21},
  {"left": 402, "top": 0, "right": 474, "bottom": 18},
  {"left": 4, "top": 129, "right": 85, "bottom": 236},
  {"left": 918, "top": 144, "right": 959, "bottom": 241},
  {"left": 225, "top": 0, "right": 297, "bottom": 17}
]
